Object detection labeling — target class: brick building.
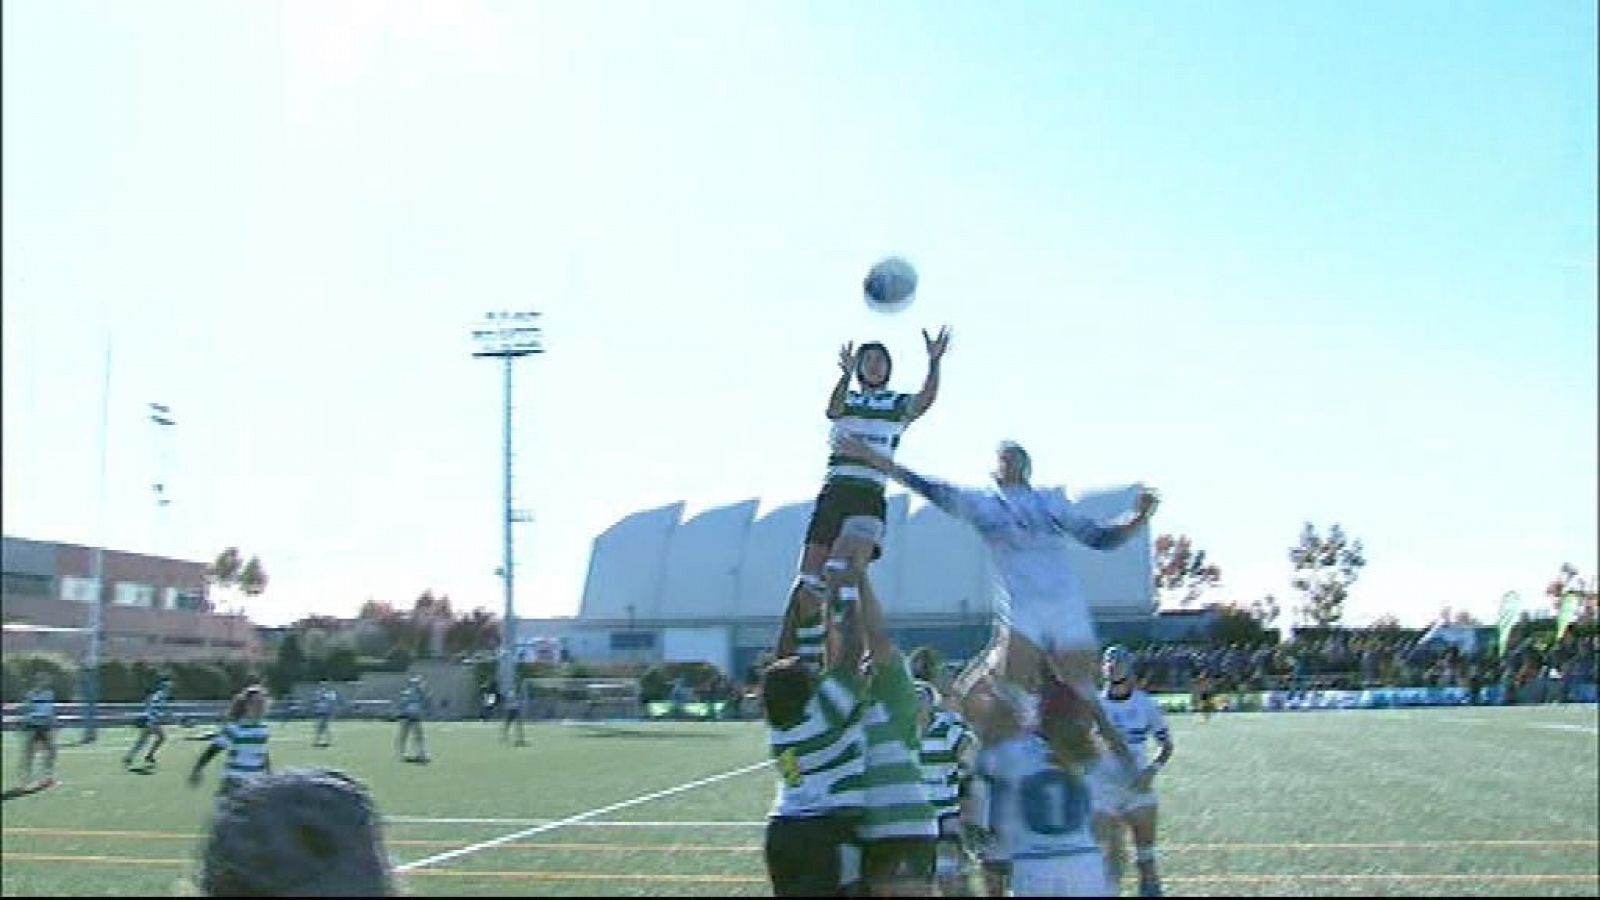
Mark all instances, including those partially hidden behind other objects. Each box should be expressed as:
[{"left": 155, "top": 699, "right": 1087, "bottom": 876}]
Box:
[{"left": 1, "top": 535, "right": 261, "bottom": 662}]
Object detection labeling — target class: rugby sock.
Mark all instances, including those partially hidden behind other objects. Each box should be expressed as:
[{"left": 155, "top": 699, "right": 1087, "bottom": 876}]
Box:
[
  {"left": 1135, "top": 846, "right": 1161, "bottom": 897},
  {"left": 833, "top": 585, "right": 860, "bottom": 623}
]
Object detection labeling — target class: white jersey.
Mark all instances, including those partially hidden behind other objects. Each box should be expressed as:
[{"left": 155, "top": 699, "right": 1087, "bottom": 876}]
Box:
[
  {"left": 974, "top": 733, "right": 1099, "bottom": 863},
  {"left": 1097, "top": 688, "right": 1169, "bottom": 769},
  {"left": 924, "top": 483, "right": 1133, "bottom": 649}
]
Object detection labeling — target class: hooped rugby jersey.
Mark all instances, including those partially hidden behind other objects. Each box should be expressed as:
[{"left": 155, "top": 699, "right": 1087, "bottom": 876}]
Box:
[
  {"left": 826, "top": 390, "right": 915, "bottom": 488},
  {"left": 768, "top": 670, "right": 868, "bottom": 818}
]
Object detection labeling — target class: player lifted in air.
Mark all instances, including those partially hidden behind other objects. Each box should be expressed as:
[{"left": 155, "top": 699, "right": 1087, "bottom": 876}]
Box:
[
  {"left": 312, "top": 680, "right": 338, "bottom": 748},
  {"left": 777, "top": 330, "right": 950, "bottom": 669},
  {"left": 123, "top": 675, "right": 173, "bottom": 770},
  {"left": 395, "top": 675, "right": 430, "bottom": 762},
  {"left": 969, "top": 678, "right": 1114, "bottom": 897},
  {"left": 915, "top": 679, "right": 978, "bottom": 896},
  {"left": 831, "top": 435, "right": 1158, "bottom": 762},
  {"left": 16, "top": 673, "right": 59, "bottom": 789},
  {"left": 190, "top": 685, "right": 271, "bottom": 795},
  {"left": 1091, "top": 646, "right": 1174, "bottom": 898}
]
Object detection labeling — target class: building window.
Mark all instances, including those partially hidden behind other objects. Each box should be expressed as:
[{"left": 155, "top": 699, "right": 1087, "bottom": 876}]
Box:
[
  {"left": 610, "top": 631, "right": 656, "bottom": 651},
  {"left": 60, "top": 576, "right": 102, "bottom": 605},
  {"left": 1, "top": 572, "right": 51, "bottom": 598},
  {"left": 114, "top": 582, "right": 157, "bottom": 608},
  {"left": 171, "top": 589, "right": 206, "bottom": 611}
]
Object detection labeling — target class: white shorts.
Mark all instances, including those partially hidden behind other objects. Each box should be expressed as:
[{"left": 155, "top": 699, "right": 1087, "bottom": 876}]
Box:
[
  {"left": 1002, "top": 595, "right": 1097, "bottom": 656},
  {"left": 1009, "top": 851, "right": 1111, "bottom": 897},
  {"left": 1087, "top": 757, "right": 1158, "bottom": 816}
]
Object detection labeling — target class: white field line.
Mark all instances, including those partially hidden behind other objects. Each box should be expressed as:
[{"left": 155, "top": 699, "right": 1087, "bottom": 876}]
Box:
[
  {"left": 1529, "top": 722, "right": 1599, "bottom": 735},
  {"left": 394, "top": 759, "right": 772, "bottom": 872},
  {"left": 388, "top": 817, "right": 766, "bottom": 826}
]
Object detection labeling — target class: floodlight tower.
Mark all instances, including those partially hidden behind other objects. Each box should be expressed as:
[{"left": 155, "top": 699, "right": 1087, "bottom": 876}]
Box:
[{"left": 472, "top": 311, "right": 543, "bottom": 704}]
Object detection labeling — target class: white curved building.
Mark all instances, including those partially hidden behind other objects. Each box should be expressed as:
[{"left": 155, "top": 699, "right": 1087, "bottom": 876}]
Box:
[{"left": 522, "top": 485, "right": 1156, "bottom": 677}]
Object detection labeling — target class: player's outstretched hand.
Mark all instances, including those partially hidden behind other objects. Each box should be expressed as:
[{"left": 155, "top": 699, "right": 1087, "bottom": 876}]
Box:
[
  {"left": 838, "top": 342, "right": 856, "bottom": 375},
  {"left": 833, "top": 434, "right": 888, "bottom": 470},
  {"left": 922, "top": 326, "right": 951, "bottom": 361}
]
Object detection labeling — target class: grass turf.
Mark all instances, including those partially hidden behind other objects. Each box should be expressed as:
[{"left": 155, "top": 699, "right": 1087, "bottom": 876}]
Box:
[{"left": 1, "top": 704, "right": 1596, "bottom": 896}]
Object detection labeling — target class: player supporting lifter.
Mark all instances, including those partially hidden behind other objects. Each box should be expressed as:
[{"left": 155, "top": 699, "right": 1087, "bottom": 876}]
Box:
[
  {"left": 777, "top": 330, "right": 950, "bottom": 668},
  {"left": 831, "top": 435, "right": 1158, "bottom": 762},
  {"left": 1091, "top": 646, "right": 1174, "bottom": 898},
  {"left": 968, "top": 677, "right": 1114, "bottom": 897}
]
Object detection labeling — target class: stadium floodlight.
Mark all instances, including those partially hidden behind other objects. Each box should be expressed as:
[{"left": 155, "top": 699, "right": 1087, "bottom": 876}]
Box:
[
  {"left": 82, "top": 341, "right": 112, "bottom": 743},
  {"left": 471, "top": 311, "right": 543, "bottom": 705}
]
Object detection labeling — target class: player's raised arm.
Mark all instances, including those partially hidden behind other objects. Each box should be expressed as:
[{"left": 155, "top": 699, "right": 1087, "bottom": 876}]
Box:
[
  {"left": 906, "top": 326, "right": 950, "bottom": 422},
  {"left": 1047, "top": 488, "right": 1160, "bottom": 550},
  {"left": 826, "top": 343, "right": 856, "bottom": 420}
]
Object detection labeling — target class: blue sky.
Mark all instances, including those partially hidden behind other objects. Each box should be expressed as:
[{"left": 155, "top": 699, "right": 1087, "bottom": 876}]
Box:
[{"left": 3, "top": 0, "right": 1595, "bottom": 629}]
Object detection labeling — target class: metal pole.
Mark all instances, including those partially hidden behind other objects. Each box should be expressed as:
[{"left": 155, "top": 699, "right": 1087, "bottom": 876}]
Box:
[
  {"left": 83, "top": 340, "right": 111, "bottom": 743},
  {"left": 500, "top": 353, "right": 516, "bottom": 704}
]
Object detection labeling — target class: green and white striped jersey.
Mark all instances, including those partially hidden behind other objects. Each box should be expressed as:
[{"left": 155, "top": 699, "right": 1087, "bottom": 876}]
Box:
[
  {"left": 769, "top": 671, "right": 868, "bottom": 818},
  {"left": 26, "top": 688, "right": 56, "bottom": 727},
  {"left": 919, "top": 708, "right": 974, "bottom": 820},
  {"left": 211, "top": 720, "right": 270, "bottom": 782},
  {"left": 826, "top": 390, "right": 915, "bottom": 488},
  {"left": 794, "top": 608, "right": 826, "bottom": 668},
  {"left": 860, "top": 655, "right": 940, "bottom": 841}
]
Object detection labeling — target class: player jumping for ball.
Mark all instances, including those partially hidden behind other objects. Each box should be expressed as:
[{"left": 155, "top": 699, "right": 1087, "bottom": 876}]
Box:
[
  {"left": 777, "top": 329, "right": 950, "bottom": 669},
  {"left": 831, "top": 434, "right": 1158, "bottom": 764}
]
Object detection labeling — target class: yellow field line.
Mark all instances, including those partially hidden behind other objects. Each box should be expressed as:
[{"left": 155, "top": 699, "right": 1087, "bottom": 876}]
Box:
[
  {"left": 5, "top": 827, "right": 1596, "bottom": 853},
  {"left": 2, "top": 853, "right": 1594, "bottom": 886}
]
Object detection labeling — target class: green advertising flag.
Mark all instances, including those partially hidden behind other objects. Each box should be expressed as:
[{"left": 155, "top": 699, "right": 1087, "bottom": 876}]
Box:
[
  {"left": 1555, "top": 592, "right": 1580, "bottom": 641},
  {"left": 1497, "top": 591, "right": 1521, "bottom": 656}
]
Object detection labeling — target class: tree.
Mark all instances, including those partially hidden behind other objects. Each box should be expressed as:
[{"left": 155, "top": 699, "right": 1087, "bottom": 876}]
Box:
[
  {"left": 1370, "top": 613, "right": 1403, "bottom": 631},
  {"left": 445, "top": 608, "right": 501, "bottom": 658},
  {"left": 1546, "top": 563, "right": 1598, "bottom": 615},
  {"left": 1211, "top": 603, "right": 1275, "bottom": 645},
  {"left": 207, "top": 547, "right": 242, "bottom": 587},
  {"left": 238, "top": 556, "right": 268, "bottom": 597},
  {"left": 1288, "top": 522, "right": 1366, "bottom": 628},
  {"left": 268, "top": 632, "right": 306, "bottom": 696},
  {"left": 1153, "top": 534, "right": 1224, "bottom": 608}
]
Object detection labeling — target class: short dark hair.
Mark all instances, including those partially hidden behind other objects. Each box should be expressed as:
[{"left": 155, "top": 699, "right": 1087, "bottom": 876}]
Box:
[
  {"left": 761, "top": 657, "right": 815, "bottom": 730},
  {"left": 855, "top": 342, "right": 893, "bottom": 388},
  {"left": 201, "top": 768, "right": 392, "bottom": 897}
]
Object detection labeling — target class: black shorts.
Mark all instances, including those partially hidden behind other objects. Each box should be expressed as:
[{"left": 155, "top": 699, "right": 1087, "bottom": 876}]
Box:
[
  {"left": 862, "top": 836, "right": 936, "bottom": 887},
  {"left": 804, "top": 481, "right": 887, "bottom": 559},
  {"left": 764, "top": 815, "right": 855, "bottom": 897},
  {"left": 24, "top": 724, "right": 53, "bottom": 739}
]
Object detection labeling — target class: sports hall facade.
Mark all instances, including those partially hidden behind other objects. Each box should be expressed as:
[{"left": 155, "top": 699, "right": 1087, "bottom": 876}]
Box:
[{"left": 519, "top": 486, "right": 1169, "bottom": 678}]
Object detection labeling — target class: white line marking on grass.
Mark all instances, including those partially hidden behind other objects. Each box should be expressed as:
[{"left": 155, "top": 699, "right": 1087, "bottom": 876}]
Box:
[
  {"left": 388, "top": 817, "right": 766, "bottom": 826},
  {"left": 1530, "top": 722, "right": 1599, "bottom": 735},
  {"left": 394, "top": 759, "right": 772, "bottom": 872}
]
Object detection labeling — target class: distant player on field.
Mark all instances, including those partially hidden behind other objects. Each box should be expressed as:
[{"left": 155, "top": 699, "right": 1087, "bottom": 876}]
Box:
[
  {"left": 777, "top": 331, "right": 950, "bottom": 669},
  {"left": 1091, "top": 646, "right": 1174, "bottom": 897},
  {"left": 831, "top": 434, "right": 1158, "bottom": 760},
  {"left": 971, "top": 678, "right": 1113, "bottom": 897},
  {"left": 123, "top": 675, "right": 173, "bottom": 769},
  {"left": 17, "top": 673, "right": 58, "bottom": 788},
  {"left": 395, "top": 675, "right": 429, "bottom": 762},
  {"left": 190, "top": 685, "right": 271, "bottom": 795},
  {"left": 312, "top": 680, "right": 338, "bottom": 748},
  {"left": 502, "top": 679, "right": 528, "bottom": 747}
]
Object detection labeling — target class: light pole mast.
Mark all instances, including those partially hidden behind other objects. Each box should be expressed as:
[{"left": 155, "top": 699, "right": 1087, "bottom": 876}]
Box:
[
  {"left": 83, "top": 339, "right": 112, "bottom": 743},
  {"left": 472, "top": 311, "right": 543, "bottom": 704}
]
